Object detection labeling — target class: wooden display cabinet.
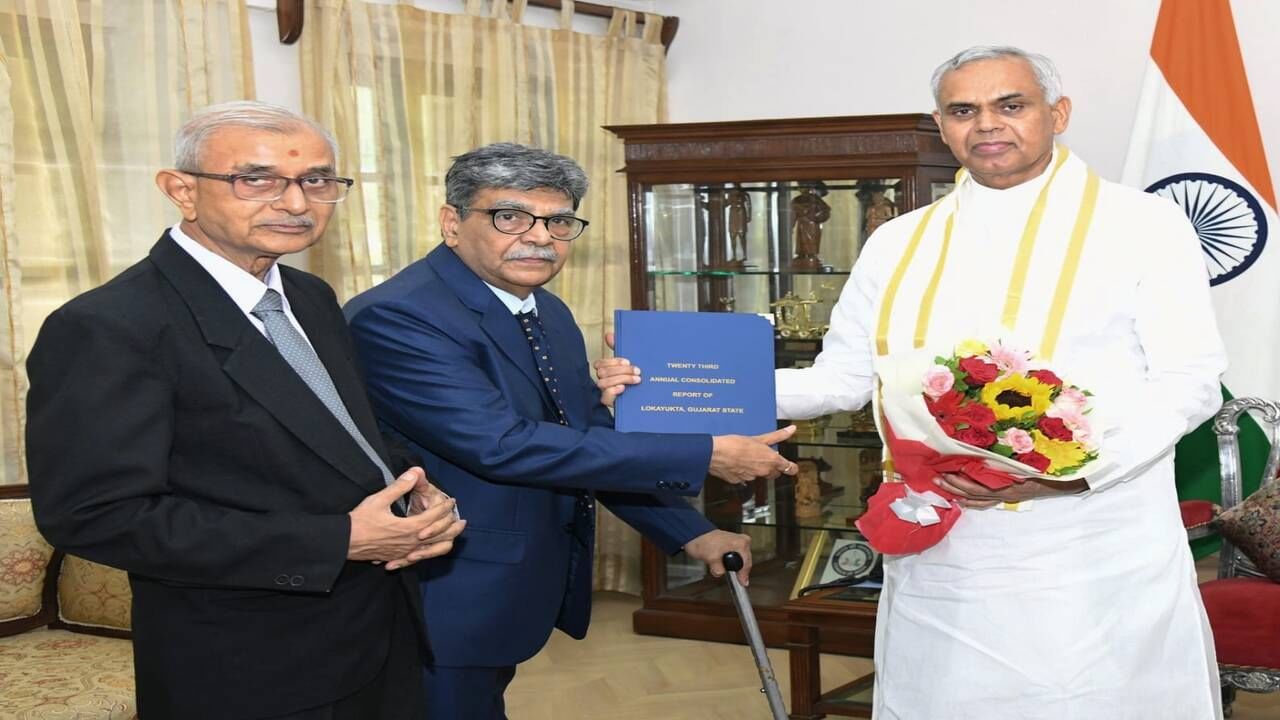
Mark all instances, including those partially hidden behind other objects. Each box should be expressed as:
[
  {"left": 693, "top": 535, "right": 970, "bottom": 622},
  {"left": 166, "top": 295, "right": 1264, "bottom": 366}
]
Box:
[{"left": 605, "top": 114, "right": 960, "bottom": 651}]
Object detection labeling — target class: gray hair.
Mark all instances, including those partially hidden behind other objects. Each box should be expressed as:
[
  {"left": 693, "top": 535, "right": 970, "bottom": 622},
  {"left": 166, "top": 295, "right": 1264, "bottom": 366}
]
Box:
[
  {"left": 173, "top": 100, "right": 338, "bottom": 172},
  {"left": 930, "top": 45, "right": 1062, "bottom": 106},
  {"left": 445, "top": 143, "right": 589, "bottom": 216}
]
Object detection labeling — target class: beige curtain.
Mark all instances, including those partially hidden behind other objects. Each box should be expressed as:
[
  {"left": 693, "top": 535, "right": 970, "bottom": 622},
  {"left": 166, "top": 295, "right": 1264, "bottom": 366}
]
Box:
[
  {"left": 0, "top": 57, "right": 21, "bottom": 486},
  {"left": 301, "top": 0, "right": 668, "bottom": 593},
  {"left": 0, "top": 0, "right": 255, "bottom": 484}
]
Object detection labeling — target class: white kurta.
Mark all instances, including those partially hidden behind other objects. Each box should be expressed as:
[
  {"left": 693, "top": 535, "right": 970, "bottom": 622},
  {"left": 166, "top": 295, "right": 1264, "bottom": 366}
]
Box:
[{"left": 777, "top": 152, "right": 1227, "bottom": 719}]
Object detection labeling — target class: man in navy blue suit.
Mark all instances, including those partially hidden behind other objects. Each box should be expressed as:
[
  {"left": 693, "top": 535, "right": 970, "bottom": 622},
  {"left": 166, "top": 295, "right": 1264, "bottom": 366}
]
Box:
[{"left": 345, "top": 143, "right": 797, "bottom": 719}]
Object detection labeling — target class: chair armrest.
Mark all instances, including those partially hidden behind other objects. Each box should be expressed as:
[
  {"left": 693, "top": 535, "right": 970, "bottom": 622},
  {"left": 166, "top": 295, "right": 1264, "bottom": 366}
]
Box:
[{"left": 1180, "top": 499, "right": 1219, "bottom": 541}]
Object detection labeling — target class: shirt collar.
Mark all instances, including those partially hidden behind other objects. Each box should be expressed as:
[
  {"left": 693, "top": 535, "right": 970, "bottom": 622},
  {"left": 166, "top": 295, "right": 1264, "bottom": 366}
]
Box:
[
  {"left": 169, "top": 224, "right": 287, "bottom": 314},
  {"left": 483, "top": 281, "right": 538, "bottom": 316}
]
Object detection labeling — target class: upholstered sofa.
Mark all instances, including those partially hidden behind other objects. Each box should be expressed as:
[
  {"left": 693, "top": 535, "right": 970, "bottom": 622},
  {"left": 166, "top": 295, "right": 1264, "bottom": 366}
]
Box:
[{"left": 0, "top": 484, "right": 135, "bottom": 719}]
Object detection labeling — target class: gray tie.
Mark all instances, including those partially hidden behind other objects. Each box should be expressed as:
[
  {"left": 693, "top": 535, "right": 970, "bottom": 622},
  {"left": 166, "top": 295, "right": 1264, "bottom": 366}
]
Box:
[{"left": 251, "top": 289, "right": 396, "bottom": 490}]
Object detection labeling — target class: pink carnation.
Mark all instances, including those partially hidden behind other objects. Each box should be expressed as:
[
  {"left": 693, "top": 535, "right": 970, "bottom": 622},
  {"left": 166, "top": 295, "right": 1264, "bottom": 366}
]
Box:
[
  {"left": 988, "top": 342, "right": 1031, "bottom": 374},
  {"left": 1073, "top": 426, "right": 1099, "bottom": 451},
  {"left": 922, "top": 364, "right": 955, "bottom": 400},
  {"left": 1047, "top": 405, "right": 1090, "bottom": 433},
  {"left": 1053, "top": 387, "right": 1089, "bottom": 412},
  {"left": 999, "top": 428, "right": 1036, "bottom": 454}
]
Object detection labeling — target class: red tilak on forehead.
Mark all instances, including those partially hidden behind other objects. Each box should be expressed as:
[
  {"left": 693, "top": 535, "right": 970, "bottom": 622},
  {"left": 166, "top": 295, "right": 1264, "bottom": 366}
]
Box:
[{"left": 288, "top": 149, "right": 299, "bottom": 157}]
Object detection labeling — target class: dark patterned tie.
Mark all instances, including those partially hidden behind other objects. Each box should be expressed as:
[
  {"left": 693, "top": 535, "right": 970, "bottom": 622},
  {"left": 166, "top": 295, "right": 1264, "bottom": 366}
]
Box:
[{"left": 517, "top": 309, "right": 594, "bottom": 547}]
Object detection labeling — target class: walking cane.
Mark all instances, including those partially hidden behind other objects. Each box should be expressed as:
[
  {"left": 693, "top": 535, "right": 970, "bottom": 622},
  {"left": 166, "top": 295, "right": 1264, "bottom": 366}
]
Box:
[{"left": 723, "top": 551, "right": 788, "bottom": 720}]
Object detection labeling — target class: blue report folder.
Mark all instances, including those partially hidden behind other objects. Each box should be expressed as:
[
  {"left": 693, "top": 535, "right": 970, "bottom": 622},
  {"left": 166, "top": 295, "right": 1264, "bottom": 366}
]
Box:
[{"left": 613, "top": 310, "right": 776, "bottom": 436}]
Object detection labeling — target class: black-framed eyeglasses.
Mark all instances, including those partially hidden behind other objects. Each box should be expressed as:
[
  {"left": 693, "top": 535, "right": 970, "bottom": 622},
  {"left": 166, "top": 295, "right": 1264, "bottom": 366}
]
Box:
[
  {"left": 461, "top": 207, "right": 590, "bottom": 241},
  {"left": 186, "top": 171, "right": 355, "bottom": 203}
]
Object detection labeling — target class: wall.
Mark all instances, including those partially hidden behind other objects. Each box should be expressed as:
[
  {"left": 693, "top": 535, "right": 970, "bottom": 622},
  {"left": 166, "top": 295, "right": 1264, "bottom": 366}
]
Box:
[
  {"left": 248, "top": 0, "right": 1280, "bottom": 184},
  {"left": 649, "top": 0, "right": 1280, "bottom": 184}
]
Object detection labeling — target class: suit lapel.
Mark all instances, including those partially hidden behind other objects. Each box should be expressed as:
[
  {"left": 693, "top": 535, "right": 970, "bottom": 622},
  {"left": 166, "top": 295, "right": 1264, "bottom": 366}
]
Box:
[
  {"left": 149, "top": 234, "right": 384, "bottom": 495},
  {"left": 426, "top": 246, "right": 557, "bottom": 415}
]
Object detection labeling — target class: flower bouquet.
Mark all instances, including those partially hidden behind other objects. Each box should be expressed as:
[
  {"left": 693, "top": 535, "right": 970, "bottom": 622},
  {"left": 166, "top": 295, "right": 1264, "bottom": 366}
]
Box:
[{"left": 856, "top": 340, "right": 1110, "bottom": 554}]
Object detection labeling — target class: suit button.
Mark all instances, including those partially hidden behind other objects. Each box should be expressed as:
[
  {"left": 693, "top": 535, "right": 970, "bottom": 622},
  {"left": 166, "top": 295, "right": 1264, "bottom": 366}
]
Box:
[
  {"left": 274, "top": 574, "right": 289, "bottom": 586},
  {"left": 656, "top": 480, "right": 669, "bottom": 489},
  {"left": 290, "top": 575, "right": 305, "bottom": 587},
  {"left": 677, "top": 481, "right": 690, "bottom": 489}
]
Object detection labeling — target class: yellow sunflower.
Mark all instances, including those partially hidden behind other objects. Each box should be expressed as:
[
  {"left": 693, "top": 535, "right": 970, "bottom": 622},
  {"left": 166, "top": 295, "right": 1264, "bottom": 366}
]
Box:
[
  {"left": 1031, "top": 430, "right": 1090, "bottom": 474},
  {"left": 955, "top": 339, "right": 989, "bottom": 357},
  {"left": 978, "top": 374, "right": 1053, "bottom": 421}
]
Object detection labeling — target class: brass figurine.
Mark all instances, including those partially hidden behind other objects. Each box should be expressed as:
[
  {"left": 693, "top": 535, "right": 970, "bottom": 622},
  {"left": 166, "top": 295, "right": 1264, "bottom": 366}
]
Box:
[{"left": 770, "top": 292, "right": 827, "bottom": 339}]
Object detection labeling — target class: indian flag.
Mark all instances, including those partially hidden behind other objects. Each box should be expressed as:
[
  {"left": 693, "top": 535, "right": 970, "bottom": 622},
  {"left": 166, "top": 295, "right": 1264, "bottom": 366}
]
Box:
[{"left": 1122, "top": 0, "right": 1276, "bottom": 537}]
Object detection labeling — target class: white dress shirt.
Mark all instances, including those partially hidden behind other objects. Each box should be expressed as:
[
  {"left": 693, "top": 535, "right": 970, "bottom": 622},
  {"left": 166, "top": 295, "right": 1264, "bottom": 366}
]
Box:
[
  {"left": 484, "top": 281, "right": 538, "bottom": 316},
  {"left": 169, "top": 224, "right": 314, "bottom": 348}
]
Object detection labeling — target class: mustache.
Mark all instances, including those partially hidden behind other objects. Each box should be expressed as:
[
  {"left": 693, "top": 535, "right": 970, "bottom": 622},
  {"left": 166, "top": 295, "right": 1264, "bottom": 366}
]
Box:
[
  {"left": 256, "top": 217, "right": 314, "bottom": 228},
  {"left": 504, "top": 246, "right": 558, "bottom": 261}
]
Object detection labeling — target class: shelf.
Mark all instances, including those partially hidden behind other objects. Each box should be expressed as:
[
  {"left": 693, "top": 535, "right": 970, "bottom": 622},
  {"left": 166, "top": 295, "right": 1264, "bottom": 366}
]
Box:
[
  {"left": 786, "top": 429, "right": 882, "bottom": 449},
  {"left": 662, "top": 556, "right": 800, "bottom": 608},
  {"left": 649, "top": 268, "right": 851, "bottom": 277},
  {"left": 739, "top": 513, "right": 867, "bottom": 533},
  {"left": 702, "top": 490, "right": 869, "bottom": 534}
]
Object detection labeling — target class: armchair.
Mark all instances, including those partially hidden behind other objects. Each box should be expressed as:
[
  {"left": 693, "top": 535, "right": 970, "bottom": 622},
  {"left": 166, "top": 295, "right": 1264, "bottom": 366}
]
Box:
[{"left": 1200, "top": 397, "right": 1280, "bottom": 716}]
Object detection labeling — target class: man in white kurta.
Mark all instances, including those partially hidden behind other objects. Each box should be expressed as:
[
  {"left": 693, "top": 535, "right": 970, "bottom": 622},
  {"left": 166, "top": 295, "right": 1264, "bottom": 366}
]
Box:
[{"left": 776, "top": 47, "right": 1226, "bottom": 719}]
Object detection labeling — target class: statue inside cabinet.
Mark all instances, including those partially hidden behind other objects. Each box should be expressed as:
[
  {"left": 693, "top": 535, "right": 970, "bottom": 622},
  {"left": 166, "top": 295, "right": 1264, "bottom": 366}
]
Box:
[
  {"left": 857, "top": 181, "right": 899, "bottom": 237},
  {"left": 789, "top": 183, "right": 832, "bottom": 270},
  {"left": 794, "top": 456, "right": 833, "bottom": 520},
  {"left": 724, "top": 184, "right": 751, "bottom": 269}
]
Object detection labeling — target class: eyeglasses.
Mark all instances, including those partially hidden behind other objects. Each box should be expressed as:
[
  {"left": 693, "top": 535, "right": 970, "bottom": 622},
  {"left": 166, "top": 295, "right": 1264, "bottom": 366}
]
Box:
[
  {"left": 186, "top": 172, "right": 355, "bottom": 203},
  {"left": 461, "top": 207, "right": 589, "bottom": 241}
]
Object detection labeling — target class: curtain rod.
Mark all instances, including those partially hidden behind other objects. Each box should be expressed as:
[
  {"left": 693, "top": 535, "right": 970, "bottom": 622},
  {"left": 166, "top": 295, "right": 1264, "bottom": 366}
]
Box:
[{"left": 276, "top": 1, "right": 679, "bottom": 51}]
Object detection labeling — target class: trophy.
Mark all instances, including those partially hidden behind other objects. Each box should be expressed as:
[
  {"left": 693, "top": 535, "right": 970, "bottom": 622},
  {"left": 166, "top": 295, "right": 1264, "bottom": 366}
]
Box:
[{"left": 789, "top": 184, "right": 832, "bottom": 270}]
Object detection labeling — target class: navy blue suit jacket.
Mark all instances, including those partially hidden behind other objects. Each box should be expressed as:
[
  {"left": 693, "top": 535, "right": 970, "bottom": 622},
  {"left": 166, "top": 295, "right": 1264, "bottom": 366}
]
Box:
[{"left": 345, "top": 245, "right": 715, "bottom": 667}]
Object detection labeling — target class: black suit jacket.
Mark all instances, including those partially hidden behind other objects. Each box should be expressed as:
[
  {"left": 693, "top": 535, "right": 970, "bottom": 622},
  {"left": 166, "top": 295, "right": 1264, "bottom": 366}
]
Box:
[{"left": 26, "top": 233, "right": 422, "bottom": 719}]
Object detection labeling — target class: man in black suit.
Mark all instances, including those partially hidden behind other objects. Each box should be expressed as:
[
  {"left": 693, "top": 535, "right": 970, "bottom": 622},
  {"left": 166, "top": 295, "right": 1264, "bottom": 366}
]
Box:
[{"left": 25, "top": 101, "right": 464, "bottom": 720}]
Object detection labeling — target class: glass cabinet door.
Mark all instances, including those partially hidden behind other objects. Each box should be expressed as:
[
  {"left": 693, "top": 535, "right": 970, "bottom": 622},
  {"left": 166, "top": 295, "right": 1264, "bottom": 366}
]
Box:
[{"left": 643, "top": 178, "right": 905, "bottom": 609}]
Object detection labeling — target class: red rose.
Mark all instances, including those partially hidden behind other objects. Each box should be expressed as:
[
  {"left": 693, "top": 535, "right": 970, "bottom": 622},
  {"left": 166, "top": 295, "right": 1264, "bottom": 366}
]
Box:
[
  {"left": 954, "top": 402, "right": 997, "bottom": 430},
  {"left": 958, "top": 356, "right": 1000, "bottom": 385},
  {"left": 938, "top": 418, "right": 961, "bottom": 438},
  {"left": 954, "top": 426, "right": 997, "bottom": 449},
  {"left": 1028, "top": 369, "right": 1063, "bottom": 387},
  {"left": 1015, "top": 451, "right": 1051, "bottom": 473},
  {"left": 1037, "top": 415, "right": 1074, "bottom": 441},
  {"left": 926, "top": 389, "right": 964, "bottom": 419}
]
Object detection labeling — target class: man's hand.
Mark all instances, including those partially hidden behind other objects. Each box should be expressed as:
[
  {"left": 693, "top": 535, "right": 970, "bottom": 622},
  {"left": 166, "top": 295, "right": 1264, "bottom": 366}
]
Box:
[
  {"left": 348, "top": 468, "right": 466, "bottom": 570},
  {"left": 406, "top": 469, "right": 457, "bottom": 518},
  {"left": 708, "top": 426, "right": 799, "bottom": 484},
  {"left": 594, "top": 331, "right": 640, "bottom": 409},
  {"left": 935, "top": 472, "right": 1088, "bottom": 508},
  {"left": 684, "top": 529, "right": 753, "bottom": 586}
]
